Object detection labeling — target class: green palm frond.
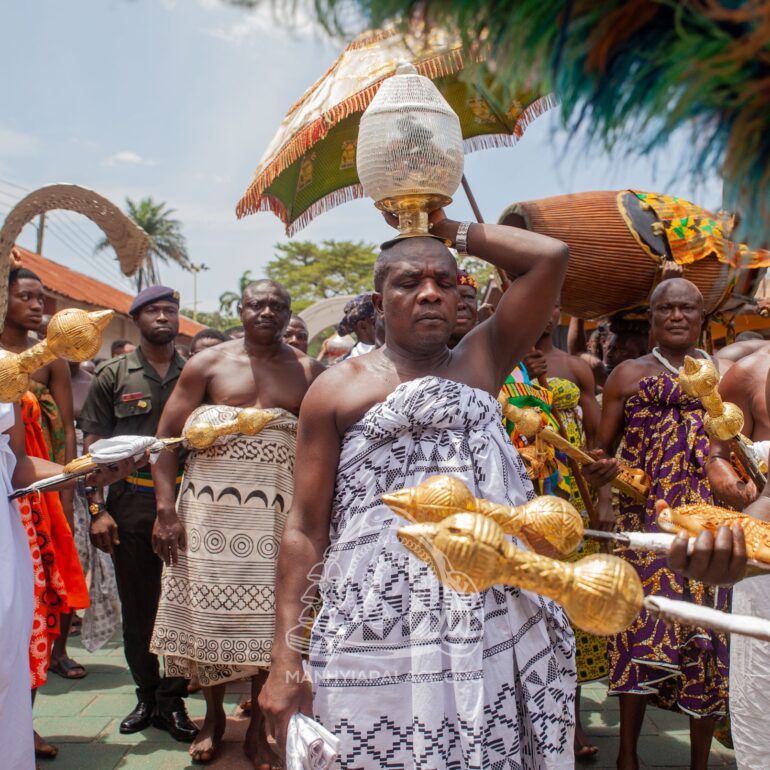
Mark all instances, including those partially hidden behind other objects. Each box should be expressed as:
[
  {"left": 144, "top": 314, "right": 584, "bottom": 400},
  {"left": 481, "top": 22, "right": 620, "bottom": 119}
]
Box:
[
  {"left": 95, "top": 195, "right": 193, "bottom": 290},
  {"left": 250, "top": 0, "right": 770, "bottom": 247}
]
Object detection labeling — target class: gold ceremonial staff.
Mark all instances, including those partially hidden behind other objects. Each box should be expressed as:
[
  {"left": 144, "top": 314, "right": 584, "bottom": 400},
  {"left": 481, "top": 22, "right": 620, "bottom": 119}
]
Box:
[
  {"left": 62, "top": 408, "right": 278, "bottom": 476},
  {"left": 382, "top": 474, "right": 584, "bottom": 559},
  {"left": 397, "top": 511, "right": 643, "bottom": 636},
  {"left": 0, "top": 308, "right": 113, "bottom": 402},
  {"left": 499, "top": 397, "right": 651, "bottom": 502},
  {"left": 677, "top": 356, "right": 767, "bottom": 490}
]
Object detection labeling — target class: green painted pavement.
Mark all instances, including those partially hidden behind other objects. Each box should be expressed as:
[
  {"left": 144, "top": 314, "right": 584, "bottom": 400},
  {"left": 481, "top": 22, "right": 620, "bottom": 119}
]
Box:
[{"left": 34, "top": 638, "right": 737, "bottom": 769}]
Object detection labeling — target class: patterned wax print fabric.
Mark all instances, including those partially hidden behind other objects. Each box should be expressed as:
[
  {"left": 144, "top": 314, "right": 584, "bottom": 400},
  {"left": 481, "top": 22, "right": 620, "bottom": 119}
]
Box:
[
  {"left": 29, "top": 380, "right": 66, "bottom": 464},
  {"left": 501, "top": 369, "right": 607, "bottom": 684},
  {"left": 20, "top": 392, "right": 89, "bottom": 687},
  {"left": 310, "top": 376, "right": 576, "bottom": 769},
  {"left": 608, "top": 372, "right": 730, "bottom": 716},
  {"left": 152, "top": 405, "right": 297, "bottom": 686}
]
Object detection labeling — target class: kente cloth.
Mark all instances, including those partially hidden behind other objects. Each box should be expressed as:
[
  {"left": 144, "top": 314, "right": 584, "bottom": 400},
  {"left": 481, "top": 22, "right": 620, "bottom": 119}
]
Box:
[
  {"left": 29, "top": 380, "right": 66, "bottom": 464},
  {"left": 0, "top": 403, "right": 35, "bottom": 769},
  {"left": 310, "top": 376, "right": 576, "bottom": 770},
  {"left": 730, "top": 575, "right": 770, "bottom": 769},
  {"left": 502, "top": 370, "right": 606, "bottom": 684},
  {"left": 20, "top": 392, "right": 89, "bottom": 688},
  {"left": 151, "top": 405, "right": 297, "bottom": 686},
  {"left": 608, "top": 372, "right": 730, "bottom": 716}
]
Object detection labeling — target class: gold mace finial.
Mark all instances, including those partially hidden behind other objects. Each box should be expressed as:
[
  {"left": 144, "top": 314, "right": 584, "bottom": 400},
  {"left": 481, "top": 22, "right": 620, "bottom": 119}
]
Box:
[
  {"left": 676, "top": 356, "right": 743, "bottom": 440},
  {"left": 382, "top": 474, "right": 583, "bottom": 559},
  {"left": 397, "top": 512, "right": 643, "bottom": 636},
  {"left": 0, "top": 307, "right": 114, "bottom": 402},
  {"left": 184, "top": 407, "right": 277, "bottom": 450}
]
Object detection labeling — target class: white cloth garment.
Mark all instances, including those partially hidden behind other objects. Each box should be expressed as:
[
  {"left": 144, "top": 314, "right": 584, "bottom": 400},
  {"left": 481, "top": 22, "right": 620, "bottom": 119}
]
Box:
[
  {"left": 346, "top": 341, "right": 374, "bottom": 359},
  {"left": 730, "top": 575, "right": 770, "bottom": 770},
  {"left": 0, "top": 403, "right": 35, "bottom": 769},
  {"left": 286, "top": 714, "right": 340, "bottom": 770},
  {"left": 309, "top": 376, "right": 576, "bottom": 769}
]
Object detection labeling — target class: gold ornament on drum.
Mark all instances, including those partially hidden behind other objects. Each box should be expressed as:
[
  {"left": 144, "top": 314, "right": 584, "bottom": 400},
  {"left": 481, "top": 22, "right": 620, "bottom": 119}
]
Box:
[
  {"left": 397, "top": 512, "right": 643, "bottom": 635},
  {"left": 498, "top": 397, "right": 651, "bottom": 502},
  {"left": 657, "top": 502, "right": 770, "bottom": 565},
  {"left": 0, "top": 308, "right": 113, "bottom": 402},
  {"left": 183, "top": 408, "right": 278, "bottom": 450},
  {"left": 381, "top": 474, "right": 583, "bottom": 559}
]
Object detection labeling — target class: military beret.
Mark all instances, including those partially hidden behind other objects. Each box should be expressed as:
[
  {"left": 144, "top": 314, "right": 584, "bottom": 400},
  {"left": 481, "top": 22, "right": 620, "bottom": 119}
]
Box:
[{"left": 129, "top": 285, "right": 180, "bottom": 316}]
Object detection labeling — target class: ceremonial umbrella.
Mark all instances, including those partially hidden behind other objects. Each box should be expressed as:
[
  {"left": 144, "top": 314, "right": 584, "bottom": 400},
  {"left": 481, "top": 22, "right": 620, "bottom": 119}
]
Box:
[{"left": 236, "top": 26, "right": 555, "bottom": 235}]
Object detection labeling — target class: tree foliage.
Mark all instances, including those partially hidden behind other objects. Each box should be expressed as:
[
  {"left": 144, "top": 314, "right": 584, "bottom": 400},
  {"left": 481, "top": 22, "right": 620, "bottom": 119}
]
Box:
[
  {"left": 264, "top": 240, "right": 378, "bottom": 312},
  {"left": 181, "top": 308, "right": 237, "bottom": 331},
  {"left": 96, "top": 197, "right": 193, "bottom": 291}
]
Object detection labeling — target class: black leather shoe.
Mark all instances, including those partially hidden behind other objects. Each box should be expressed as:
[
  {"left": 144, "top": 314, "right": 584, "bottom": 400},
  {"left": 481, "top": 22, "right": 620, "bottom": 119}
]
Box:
[
  {"left": 152, "top": 707, "right": 199, "bottom": 742},
  {"left": 119, "top": 701, "right": 155, "bottom": 734}
]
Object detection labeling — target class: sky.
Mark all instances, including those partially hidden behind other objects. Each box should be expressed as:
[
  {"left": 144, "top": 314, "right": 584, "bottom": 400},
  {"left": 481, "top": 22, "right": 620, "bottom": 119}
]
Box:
[{"left": 0, "top": 0, "right": 723, "bottom": 315}]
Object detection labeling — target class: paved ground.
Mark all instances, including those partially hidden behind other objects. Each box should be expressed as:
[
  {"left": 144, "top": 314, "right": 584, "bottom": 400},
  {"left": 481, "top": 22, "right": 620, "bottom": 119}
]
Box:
[{"left": 35, "top": 637, "right": 737, "bottom": 769}]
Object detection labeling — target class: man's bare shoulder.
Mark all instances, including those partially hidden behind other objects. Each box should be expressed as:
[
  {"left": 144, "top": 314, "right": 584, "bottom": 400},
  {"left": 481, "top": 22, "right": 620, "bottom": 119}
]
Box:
[{"left": 606, "top": 356, "right": 658, "bottom": 394}]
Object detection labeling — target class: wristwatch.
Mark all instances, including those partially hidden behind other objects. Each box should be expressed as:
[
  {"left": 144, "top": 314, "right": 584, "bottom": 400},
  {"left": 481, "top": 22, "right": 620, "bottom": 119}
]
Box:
[
  {"left": 88, "top": 501, "right": 107, "bottom": 517},
  {"left": 455, "top": 221, "right": 473, "bottom": 256}
]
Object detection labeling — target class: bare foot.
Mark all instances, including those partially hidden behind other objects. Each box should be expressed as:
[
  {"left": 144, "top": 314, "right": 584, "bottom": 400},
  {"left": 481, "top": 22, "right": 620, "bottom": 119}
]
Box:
[
  {"left": 34, "top": 732, "right": 58, "bottom": 759},
  {"left": 575, "top": 723, "right": 598, "bottom": 760},
  {"left": 238, "top": 698, "right": 252, "bottom": 716},
  {"left": 244, "top": 711, "right": 282, "bottom": 770},
  {"left": 189, "top": 709, "right": 226, "bottom": 764}
]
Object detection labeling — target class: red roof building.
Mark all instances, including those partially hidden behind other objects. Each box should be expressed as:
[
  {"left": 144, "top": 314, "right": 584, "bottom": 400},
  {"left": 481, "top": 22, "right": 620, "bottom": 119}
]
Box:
[{"left": 15, "top": 246, "right": 205, "bottom": 356}]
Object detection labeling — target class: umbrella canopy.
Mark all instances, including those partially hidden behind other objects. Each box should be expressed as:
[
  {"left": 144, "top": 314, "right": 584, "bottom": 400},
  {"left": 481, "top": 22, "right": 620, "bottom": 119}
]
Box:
[{"left": 236, "top": 26, "right": 554, "bottom": 235}]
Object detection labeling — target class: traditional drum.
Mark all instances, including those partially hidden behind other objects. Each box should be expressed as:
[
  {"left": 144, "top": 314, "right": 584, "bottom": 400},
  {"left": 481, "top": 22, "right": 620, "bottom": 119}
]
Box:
[{"left": 499, "top": 190, "right": 765, "bottom": 319}]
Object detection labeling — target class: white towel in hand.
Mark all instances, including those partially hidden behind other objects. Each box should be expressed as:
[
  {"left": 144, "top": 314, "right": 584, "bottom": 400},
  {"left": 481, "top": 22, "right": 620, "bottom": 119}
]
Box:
[
  {"left": 286, "top": 714, "right": 340, "bottom": 770},
  {"left": 89, "top": 435, "right": 165, "bottom": 465}
]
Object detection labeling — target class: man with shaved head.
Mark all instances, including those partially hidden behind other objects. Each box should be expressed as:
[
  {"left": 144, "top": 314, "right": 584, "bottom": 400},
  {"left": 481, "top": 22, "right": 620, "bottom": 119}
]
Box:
[
  {"left": 584, "top": 278, "right": 732, "bottom": 770},
  {"left": 259, "top": 211, "right": 577, "bottom": 768},
  {"left": 149, "top": 278, "right": 324, "bottom": 766}
]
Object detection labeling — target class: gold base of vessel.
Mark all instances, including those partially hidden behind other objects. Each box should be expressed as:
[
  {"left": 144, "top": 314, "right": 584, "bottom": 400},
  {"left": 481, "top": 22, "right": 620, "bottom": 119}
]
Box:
[{"left": 376, "top": 193, "right": 453, "bottom": 238}]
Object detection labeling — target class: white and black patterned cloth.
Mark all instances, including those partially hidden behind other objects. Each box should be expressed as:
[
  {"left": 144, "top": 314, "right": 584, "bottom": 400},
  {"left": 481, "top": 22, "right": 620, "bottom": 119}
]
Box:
[{"left": 309, "top": 376, "right": 576, "bottom": 770}]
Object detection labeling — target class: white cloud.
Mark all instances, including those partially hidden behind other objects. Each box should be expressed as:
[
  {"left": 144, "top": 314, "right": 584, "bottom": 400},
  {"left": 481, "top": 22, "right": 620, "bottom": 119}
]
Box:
[
  {"left": 207, "top": 6, "right": 314, "bottom": 43},
  {"left": 102, "top": 150, "right": 156, "bottom": 167},
  {"left": 0, "top": 126, "right": 38, "bottom": 158}
]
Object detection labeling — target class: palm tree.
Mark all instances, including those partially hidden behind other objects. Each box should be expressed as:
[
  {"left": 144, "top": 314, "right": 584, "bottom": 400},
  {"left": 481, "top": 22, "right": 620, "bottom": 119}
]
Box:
[
  {"left": 218, "top": 270, "right": 254, "bottom": 315},
  {"left": 95, "top": 197, "right": 193, "bottom": 291}
]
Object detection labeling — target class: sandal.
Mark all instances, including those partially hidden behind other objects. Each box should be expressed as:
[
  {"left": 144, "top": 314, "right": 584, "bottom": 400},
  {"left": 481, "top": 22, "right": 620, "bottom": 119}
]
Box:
[{"left": 49, "top": 656, "right": 87, "bottom": 679}]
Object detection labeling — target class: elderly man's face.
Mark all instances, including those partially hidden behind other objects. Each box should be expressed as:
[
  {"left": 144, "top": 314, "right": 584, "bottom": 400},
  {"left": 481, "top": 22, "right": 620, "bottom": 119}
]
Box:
[
  {"left": 650, "top": 282, "right": 704, "bottom": 349},
  {"left": 451, "top": 285, "right": 478, "bottom": 340}
]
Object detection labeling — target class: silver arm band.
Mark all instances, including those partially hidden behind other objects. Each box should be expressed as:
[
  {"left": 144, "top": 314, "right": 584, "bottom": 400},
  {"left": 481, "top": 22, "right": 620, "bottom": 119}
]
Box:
[{"left": 455, "top": 221, "right": 473, "bottom": 256}]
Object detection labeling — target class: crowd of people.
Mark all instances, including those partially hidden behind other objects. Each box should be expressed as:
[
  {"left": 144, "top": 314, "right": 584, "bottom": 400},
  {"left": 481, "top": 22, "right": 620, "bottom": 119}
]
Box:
[{"left": 0, "top": 211, "right": 765, "bottom": 770}]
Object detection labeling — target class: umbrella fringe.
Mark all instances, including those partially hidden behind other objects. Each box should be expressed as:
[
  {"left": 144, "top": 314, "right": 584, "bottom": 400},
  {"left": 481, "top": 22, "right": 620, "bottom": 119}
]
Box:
[{"left": 286, "top": 185, "right": 366, "bottom": 236}]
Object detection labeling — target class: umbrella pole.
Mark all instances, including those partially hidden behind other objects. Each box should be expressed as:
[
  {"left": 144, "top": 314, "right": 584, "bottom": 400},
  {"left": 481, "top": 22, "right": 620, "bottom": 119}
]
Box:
[{"left": 461, "top": 174, "right": 510, "bottom": 289}]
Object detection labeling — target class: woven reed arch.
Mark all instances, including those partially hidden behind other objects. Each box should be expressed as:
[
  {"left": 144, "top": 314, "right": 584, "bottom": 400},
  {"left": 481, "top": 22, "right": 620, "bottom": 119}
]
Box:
[{"left": 0, "top": 183, "right": 151, "bottom": 330}]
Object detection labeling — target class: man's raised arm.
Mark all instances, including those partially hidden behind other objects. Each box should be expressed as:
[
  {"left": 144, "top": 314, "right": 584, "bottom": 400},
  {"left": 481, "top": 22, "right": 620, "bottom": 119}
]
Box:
[
  {"left": 150, "top": 356, "right": 209, "bottom": 565},
  {"left": 432, "top": 214, "right": 568, "bottom": 382},
  {"left": 259, "top": 375, "right": 341, "bottom": 752}
]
